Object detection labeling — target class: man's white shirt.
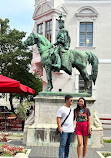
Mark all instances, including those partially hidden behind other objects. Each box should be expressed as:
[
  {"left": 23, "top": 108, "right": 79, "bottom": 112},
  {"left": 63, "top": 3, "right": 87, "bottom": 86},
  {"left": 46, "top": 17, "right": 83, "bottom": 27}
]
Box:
[{"left": 56, "top": 106, "right": 74, "bottom": 133}]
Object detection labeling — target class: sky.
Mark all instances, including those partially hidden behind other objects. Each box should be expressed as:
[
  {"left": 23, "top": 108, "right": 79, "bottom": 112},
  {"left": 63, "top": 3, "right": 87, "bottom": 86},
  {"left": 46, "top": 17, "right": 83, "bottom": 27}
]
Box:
[{"left": 0, "top": 0, "right": 35, "bottom": 39}]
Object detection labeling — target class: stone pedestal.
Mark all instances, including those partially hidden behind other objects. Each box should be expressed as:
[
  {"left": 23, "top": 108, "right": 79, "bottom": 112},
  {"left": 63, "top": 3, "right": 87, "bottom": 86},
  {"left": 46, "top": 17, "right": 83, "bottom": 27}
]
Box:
[{"left": 25, "top": 93, "right": 103, "bottom": 148}]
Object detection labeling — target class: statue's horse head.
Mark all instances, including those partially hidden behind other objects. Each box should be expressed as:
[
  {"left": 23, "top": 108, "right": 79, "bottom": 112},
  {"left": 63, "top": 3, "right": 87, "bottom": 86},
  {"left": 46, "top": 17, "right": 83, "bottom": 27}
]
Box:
[
  {"left": 22, "top": 32, "right": 35, "bottom": 46},
  {"left": 23, "top": 32, "right": 52, "bottom": 51}
]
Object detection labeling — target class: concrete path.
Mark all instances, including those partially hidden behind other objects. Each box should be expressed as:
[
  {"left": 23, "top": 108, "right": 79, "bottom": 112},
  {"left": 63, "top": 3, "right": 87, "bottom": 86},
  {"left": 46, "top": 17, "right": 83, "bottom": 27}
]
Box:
[
  {"left": 1, "top": 129, "right": 111, "bottom": 158},
  {"left": 6, "top": 139, "right": 111, "bottom": 158}
]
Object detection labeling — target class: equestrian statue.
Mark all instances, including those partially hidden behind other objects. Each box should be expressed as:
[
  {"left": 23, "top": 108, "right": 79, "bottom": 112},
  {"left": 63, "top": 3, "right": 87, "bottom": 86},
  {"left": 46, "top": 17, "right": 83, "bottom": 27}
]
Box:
[{"left": 23, "top": 14, "right": 98, "bottom": 92}]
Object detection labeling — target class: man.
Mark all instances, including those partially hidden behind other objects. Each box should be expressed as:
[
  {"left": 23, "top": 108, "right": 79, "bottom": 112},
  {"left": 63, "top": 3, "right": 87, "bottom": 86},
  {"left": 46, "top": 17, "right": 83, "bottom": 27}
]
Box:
[
  {"left": 56, "top": 95, "right": 74, "bottom": 158},
  {"left": 52, "top": 14, "right": 71, "bottom": 71}
]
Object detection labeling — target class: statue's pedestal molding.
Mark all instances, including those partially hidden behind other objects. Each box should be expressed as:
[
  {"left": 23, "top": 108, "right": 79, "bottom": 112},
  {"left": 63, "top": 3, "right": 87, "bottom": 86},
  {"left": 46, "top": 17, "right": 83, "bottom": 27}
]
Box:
[{"left": 24, "top": 93, "right": 103, "bottom": 148}]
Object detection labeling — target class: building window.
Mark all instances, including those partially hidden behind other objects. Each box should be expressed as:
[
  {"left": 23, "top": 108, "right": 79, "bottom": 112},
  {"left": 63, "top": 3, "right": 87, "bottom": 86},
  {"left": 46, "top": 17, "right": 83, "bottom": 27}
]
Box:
[
  {"left": 45, "top": 20, "right": 52, "bottom": 43},
  {"left": 37, "top": 23, "right": 43, "bottom": 35},
  {"left": 79, "top": 75, "right": 92, "bottom": 95},
  {"left": 79, "top": 22, "right": 93, "bottom": 47}
]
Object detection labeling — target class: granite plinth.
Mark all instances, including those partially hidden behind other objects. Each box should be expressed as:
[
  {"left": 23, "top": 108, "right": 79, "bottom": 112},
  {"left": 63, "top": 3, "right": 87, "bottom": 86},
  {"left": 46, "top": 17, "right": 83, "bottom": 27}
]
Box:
[{"left": 24, "top": 94, "right": 103, "bottom": 148}]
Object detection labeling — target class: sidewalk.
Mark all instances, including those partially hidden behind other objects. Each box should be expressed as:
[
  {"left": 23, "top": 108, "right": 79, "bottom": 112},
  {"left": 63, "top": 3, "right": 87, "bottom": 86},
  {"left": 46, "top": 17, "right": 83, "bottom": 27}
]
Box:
[
  {"left": 6, "top": 139, "right": 111, "bottom": 158},
  {"left": 3, "top": 129, "right": 110, "bottom": 158},
  {"left": 0, "top": 129, "right": 110, "bottom": 158}
]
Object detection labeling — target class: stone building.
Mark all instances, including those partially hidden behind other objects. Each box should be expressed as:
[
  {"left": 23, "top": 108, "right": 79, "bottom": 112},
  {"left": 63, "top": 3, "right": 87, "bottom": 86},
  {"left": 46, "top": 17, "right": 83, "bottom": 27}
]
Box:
[{"left": 32, "top": 0, "right": 111, "bottom": 118}]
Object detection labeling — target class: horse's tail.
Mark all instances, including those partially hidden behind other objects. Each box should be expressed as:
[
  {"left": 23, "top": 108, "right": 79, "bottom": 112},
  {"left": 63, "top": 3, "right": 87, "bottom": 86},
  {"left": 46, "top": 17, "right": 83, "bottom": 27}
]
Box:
[{"left": 86, "top": 51, "right": 99, "bottom": 85}]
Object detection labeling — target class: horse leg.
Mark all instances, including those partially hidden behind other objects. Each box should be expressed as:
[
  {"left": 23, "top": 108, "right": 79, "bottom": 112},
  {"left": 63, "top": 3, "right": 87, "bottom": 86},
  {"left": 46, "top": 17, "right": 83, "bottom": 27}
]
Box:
[
  {"left": 79, "top": 68, "right": 90, "bottom": 92},
  {"left": 44, "top": 66, "right": 53, "bottom": 92},
  {"left": 84, "top": 80, "right": 89, "bottom": 92}
]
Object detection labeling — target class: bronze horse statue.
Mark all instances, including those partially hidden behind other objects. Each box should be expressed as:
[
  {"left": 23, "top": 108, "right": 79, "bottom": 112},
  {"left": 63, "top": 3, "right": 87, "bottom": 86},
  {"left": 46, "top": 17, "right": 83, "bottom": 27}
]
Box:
[{"left": 23, "top": 32, "right": 98, "bottom": 92}]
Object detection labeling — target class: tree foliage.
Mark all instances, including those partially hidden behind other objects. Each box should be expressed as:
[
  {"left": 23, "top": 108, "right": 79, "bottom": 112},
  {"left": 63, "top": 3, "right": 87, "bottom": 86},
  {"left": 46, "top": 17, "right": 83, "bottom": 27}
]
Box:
[{"left": 0, "top": 18, "right": 42, "bottom": 101}]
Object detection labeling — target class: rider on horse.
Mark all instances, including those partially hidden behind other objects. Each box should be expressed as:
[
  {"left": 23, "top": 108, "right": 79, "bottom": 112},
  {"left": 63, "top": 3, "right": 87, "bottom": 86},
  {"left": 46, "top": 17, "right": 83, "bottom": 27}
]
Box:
[{"left": 51, "top": 14, "right": 71, "bottom": 73}]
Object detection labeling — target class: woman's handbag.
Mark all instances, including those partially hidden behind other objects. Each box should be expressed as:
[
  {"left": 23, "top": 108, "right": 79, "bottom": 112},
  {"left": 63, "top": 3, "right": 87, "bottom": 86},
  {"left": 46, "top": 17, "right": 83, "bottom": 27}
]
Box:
[{"left": 56, "top": 109, "right": 71, "bottom": 135}]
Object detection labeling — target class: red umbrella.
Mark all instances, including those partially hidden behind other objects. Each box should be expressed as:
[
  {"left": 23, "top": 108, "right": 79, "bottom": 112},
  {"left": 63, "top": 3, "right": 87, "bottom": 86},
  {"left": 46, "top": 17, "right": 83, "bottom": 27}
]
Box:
[
  {"left": 27, "top": 87, "right": 35, "bottom": 94},
  {"left": 20, "top": 84, "right": 35, "bottom": 94},
  {"left": 0, "top": 75, "right": 35, "bottom": 94}
]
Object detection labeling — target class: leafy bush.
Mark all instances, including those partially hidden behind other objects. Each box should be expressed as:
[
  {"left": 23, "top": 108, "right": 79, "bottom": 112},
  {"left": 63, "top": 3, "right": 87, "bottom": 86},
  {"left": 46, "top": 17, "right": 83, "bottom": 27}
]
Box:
[
  {"left": 16, "top": 102, "right": 34, "bottom": 121},
  {"left": 0, "top": 143, "right": 26, "bottom": 156},
  {"left": 104, "top": 139, "right": 111, "bottom": 143},
  {"left": 102, "top": 152, "right": 111, "bottom": 157}
]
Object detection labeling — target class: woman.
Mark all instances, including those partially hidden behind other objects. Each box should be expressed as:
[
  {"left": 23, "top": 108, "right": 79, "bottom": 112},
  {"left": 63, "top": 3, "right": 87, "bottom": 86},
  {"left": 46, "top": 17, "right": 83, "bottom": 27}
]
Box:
[{"left": 74, "top": 97, "right": 92, "bottom": 158}]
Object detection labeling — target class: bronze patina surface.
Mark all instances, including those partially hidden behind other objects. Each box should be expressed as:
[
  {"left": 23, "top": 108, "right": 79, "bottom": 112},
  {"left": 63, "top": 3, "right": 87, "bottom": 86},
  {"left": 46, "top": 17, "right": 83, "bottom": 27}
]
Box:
[{"left": 23, "top": 14, "right": 98, "bottom": 93}]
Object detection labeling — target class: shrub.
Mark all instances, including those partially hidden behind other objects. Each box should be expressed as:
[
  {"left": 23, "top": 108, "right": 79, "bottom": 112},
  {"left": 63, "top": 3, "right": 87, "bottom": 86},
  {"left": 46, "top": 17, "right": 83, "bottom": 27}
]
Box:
[
  {"left": 16, "top": 102, "right": 34, "bottom": 121},
  {"left": 0, "top": 143, "right": 26, "bottom": 156}
]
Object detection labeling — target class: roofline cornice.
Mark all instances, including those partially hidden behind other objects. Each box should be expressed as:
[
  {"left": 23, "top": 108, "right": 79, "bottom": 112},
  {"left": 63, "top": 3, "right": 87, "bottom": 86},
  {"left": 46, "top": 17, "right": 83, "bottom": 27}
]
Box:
[{"left": 32, "top": 9, "right": 67, "bottom": 20}]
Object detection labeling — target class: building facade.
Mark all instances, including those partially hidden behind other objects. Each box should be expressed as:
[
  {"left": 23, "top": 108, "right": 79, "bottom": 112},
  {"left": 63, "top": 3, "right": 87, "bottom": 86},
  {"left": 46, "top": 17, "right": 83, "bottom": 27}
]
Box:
[{"left": 32, "top": 0, "right": 111, "bottom": 117}]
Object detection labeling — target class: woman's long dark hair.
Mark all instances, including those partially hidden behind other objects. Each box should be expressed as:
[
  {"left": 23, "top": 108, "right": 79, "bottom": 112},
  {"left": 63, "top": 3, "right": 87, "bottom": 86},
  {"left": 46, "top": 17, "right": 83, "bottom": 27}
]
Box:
[{"left": 75, "top": 97, "right": 87, "bottom": 117}]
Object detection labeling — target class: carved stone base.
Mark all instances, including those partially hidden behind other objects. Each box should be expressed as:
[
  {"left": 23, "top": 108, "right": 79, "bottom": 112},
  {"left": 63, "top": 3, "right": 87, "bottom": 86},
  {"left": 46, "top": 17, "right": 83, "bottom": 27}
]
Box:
[{"left": 24, "top": 94, "right": 103, "bottom": 148}]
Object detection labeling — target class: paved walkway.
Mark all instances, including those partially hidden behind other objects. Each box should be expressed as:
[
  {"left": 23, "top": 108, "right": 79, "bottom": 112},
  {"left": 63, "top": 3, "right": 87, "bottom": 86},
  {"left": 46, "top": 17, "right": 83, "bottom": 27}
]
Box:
[
  {"left": 6, "top": 139, "right": 111, "bottom": 158},
  {"left": 4, "top": 129, "right": 111, "bottom": 158}
]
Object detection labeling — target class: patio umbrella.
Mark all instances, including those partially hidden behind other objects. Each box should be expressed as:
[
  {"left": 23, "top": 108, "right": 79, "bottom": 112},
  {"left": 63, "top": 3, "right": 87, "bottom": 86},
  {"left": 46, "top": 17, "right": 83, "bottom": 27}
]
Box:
[{"left": 0, "top": 75, "right": 35, "bottom": 94}]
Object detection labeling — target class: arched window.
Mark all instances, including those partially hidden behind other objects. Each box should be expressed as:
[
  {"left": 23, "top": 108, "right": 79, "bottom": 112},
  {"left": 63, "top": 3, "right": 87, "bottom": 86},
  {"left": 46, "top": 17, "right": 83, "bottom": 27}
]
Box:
[{"left": 75, "top": 6, "right": 98, "bottom": 47}]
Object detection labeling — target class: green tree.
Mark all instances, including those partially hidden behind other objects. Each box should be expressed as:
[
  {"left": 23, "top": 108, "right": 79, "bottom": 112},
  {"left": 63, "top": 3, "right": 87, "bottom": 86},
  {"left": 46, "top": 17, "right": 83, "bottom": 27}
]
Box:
[{"left": 0, "top": 18, "right": 42, "bottom": 111}]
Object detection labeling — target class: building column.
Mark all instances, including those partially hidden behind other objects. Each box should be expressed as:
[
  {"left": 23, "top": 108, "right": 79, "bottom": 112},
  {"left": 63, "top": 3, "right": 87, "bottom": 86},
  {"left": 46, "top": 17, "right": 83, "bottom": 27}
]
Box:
[{"left": 51, "top": 14, "right": 56, "bottom": 44}]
